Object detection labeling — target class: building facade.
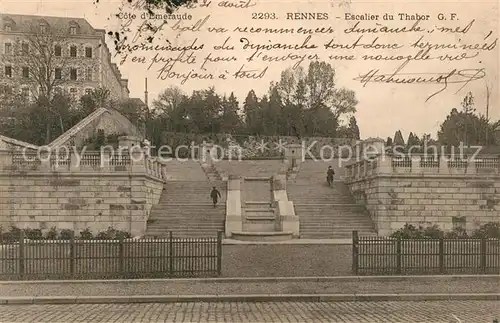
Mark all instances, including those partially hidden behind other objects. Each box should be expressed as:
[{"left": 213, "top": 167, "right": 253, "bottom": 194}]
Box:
[{"left": 0, "top": 14, "right": 129, "bottom": 101}]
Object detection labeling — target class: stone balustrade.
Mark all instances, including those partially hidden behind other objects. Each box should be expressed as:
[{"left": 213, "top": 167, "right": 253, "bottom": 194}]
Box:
[
  {"left": 344, "top": 154, "right": 500, "bottom": 182},
  {"left": 0, "top": 149, "right": 166, "bottom": 182}
]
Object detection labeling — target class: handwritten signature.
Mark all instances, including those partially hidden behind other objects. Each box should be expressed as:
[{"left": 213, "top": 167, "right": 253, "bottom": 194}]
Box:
[{"left": 354, "top": 61, "right": 486, "bottom": 102}]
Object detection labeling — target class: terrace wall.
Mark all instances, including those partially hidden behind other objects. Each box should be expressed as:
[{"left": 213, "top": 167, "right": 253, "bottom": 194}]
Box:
[
  {"left": 0, "top": 150, "right": 165, "bottom": 236},
  {"left": 344, "top": 155, "right": 500, "bottom": 235}
]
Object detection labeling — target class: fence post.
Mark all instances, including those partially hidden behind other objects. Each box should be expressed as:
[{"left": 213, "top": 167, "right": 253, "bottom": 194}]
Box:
[
  {"left": 69, "top": 231, "right": 75, "bottom": 278},
  {"left": 168, "top": 231, "right": 173, "bottom": 278},
  {"left": 352, "top": 230, "right": 359, "bottom": 275},
  {"left": 118, "top": 236, "right": 124, "bottom": 277},
  {"left": 396, "top": 237, "right": 402, "bottom": 275},
  {"left": 480, "top": 237, "right": 487, "bottom": 274},
  {"left": 19, "top": 230, "right": 25, "bottom": 280},
  {"left": 438, "top": 237, "right": 444, "bottom": 274},
  {"left": 216, "top": 231, "right": 223, "bottom": 277}
]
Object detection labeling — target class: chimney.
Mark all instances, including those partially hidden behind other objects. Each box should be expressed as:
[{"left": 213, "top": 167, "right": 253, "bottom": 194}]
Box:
[{"left": 144, "top": 78, "right": 148, "bottom": 108}]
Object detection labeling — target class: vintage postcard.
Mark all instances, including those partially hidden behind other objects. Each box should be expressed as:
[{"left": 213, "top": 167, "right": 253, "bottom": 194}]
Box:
[{"left": 0, "top": 0, "right": 498, "bottom": 322}]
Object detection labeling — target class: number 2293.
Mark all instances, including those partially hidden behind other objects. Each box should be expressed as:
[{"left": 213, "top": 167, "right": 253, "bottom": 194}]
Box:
[{"left": 252, "top": 12, "right": 277, "bottom": 19}]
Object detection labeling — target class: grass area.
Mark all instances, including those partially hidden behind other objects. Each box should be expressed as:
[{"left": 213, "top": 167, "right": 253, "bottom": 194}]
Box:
[{"left": 0, "top": 239, "right": 220, "bottom": 280}]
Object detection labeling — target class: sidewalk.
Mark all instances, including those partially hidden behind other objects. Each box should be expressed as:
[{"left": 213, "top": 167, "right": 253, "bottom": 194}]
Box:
[{"left": 0, "top": 275, "right": 498, "bottom": 303}]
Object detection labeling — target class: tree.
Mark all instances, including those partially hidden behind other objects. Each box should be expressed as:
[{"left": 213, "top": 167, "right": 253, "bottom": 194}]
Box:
[
  {"left": 393, "top": 130, "right": 405, "bottom": 146},
  {"left": 274, "top": 61, "right": 357, "bottom": 136},
  {"left": 220, "top": 92, "right": 241, "bottom": 134},
  {"left": 437, "top": 92, "right": 497, "bottom": 146},
  {"left": 406, "top": 132, "right": 421, "bottom": 147},
  {"left": 386, "top": 137, "right": 393, "bottom": 146},
  {"left": 347, "top": 116, "right": 360, "bottom": 139},
  {"left": 16, "top": 23, "right": 71, "bottom": 143},
  {"left": 243, "top": 90, "right": 261, "bottom": 135}
]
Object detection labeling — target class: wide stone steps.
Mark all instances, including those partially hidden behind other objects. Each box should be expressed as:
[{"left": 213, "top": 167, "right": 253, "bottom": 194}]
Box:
[
  {"left": 164, "top": 161, "right": 208, "bottom": 181},
  {"left": 146, "top": 180, "right": 226, "bottom": 238},
  {"left": 287, "top": 178, "right": 376, "bottom": 238}
]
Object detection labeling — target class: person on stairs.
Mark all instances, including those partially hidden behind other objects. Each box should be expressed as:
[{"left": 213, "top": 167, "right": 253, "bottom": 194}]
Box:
[
  {"left": 210, "top": 186, "right": 221, "bottom": 208},
  {"left": 326, "top": 166, "right": 335, "bottom": 187}
]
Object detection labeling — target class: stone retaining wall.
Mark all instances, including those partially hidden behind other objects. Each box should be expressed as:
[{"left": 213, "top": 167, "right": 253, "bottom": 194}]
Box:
[
  {"left": 348, "top": 175, "right": 500, "bottom": 235},
  {"left": 0, "top": 173, "right": 163, "bottom": 236}
]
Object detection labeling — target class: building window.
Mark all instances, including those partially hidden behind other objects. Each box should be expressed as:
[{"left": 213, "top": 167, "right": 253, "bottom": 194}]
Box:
[
  {"left": 70, "top": 68, "right": 77, "bottom": 80},
  {"left": 70, "top": 46, "right": 77, "bottom": 57},
  {"left": 54, "top": 45, "right": 62, "bottom": 56},
  {"left": 4, "top": 43, "right": 12, "bottom": 55},
  {"left": 21, "top": 43, "right": 29, "bottom": 55},
  {"left": 70, "top": 88, "right": 77, "bottom": 97},
  {"left": 54, "top": 87, "right": 62, "bottom": 96},
  {"left": 0, "top": 85, "right": 13, "bottom": 95},
  {"left": 70, "top": 26, "right": 77, "bottom": 35},
  {"left": 5, "top": 25, "right": 12, "bottom": 32},
  {"left": 40, "top": 24, "right": 47, "bottom": 34},
  {"left": 85, "top": 47, "right": 92, "bottom": 58},
  {"left": 85, "top": 88, "right": 92, "bottom": 95},
  {"left": 55, "top": 68, "right": 62, "bottom": 80},
  {"left": 4, "top": 66, "right": 12, "bottom": 78},
  {"left": 22, "top": 67, "right": 29, "bottom": 78},
  {"left": 86, "top": 67, "right": 92, "bottom": 81},
  {"left": 21, "top": 87, "right": 30, "bottom": 99}
]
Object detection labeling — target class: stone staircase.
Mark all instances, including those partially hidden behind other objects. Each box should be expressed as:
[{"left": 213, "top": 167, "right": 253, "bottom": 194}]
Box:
[
  {"left": 288, "top": 160, "right": 376, "bottom": 239},
  {"left": 145, "top": 180, "right": 226, "bottom": 238},
  {"left": 164, "top": 160, "right": 209, "bottom": 181},
  {"left": 201, "top": 163, "right": 222, "bottom": 181},
  {"left": 214, "top": 160, "right": 284, "bottom": 177}
]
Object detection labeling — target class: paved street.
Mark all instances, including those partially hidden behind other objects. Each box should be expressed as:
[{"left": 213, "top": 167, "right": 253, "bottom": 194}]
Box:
[{"left": 0, "top": 301, "right": 498, "bottom": 322}]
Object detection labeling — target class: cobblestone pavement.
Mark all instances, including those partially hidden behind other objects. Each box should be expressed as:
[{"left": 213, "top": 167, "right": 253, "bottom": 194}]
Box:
[{"left": 0, "top": 301, "right": 498, "bottom": 323}]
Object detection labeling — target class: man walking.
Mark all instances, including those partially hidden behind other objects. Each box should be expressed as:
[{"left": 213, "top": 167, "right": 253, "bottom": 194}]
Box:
[
  {"left": 326, "top": 166, "right": 335, "bottom": 187},
  {"left": 210, "top": 186, "right": 221, "bottom": 208}
]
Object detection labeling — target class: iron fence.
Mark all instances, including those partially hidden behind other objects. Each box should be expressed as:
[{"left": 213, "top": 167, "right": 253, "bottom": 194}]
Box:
[
  {"left": 352, "top": 231, "right": 500, "bottom": 275},
  {"left": 0, "top": 231, "right": 223, "bottom": 280}
]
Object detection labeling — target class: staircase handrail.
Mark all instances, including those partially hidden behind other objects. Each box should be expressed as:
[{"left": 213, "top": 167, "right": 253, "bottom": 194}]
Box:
[{"left": 48, "top": 108, "right": 108, "bottom": 148}]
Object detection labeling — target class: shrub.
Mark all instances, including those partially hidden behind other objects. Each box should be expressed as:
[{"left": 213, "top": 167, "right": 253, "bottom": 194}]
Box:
[
  {"left": 95, "top": 226, "right": 131, "bottom": 240},
  {"left": 24, "top": 228, "right": 43, "bottom": 240},
  {"left": 45, "top": 227, "right": 58, "bottom": 240},
  {"left": 59, "top": 229, "right": 74, "bottom": 240},
  {"left": 472, "top": 222, "right": 500, "bottom": 239},
  {"left": 79, "top": 228, "right": 93, "bottom": 240},
  {"left": 444, "top": 227, "right": 469, "bottom": 239},
  {"left": 390, "top": 223, "right": 446, "bottom": 239},
  {"left": 423, "top": 224, "right": 444, "bottom": 239},
  {"left": 8, "top": 226, "right": 22, "bottom": 241}
]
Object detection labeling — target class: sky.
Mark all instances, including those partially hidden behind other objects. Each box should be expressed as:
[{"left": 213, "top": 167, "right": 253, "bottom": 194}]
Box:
[{"left": 1, "top": 0, "right": 498, "bottom": 140}]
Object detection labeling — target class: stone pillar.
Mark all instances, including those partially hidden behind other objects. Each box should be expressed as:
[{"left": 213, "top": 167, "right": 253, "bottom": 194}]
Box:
[
  {"left": 200, "top": 143, "right": 219, "bottom": 166},
  {"left": 130, "top": 147, "right": 146, "bottom": 173},
  {"left": 377, "top": 154, "right": 392, "bottom": 175},
  {"left": 439, "top": 155, "right": 450, "bottom": 174},
  {"left": 362, "top": 138, "right": 386, "bottom": 159},
  {"left": 225, "top": 176, "right": 242, "bottom": 237},
  {"left": 161, "top": 164, "right": 167, "bottom": 180},
  {"left": 285, "top": 143, "right": 303, "bottom": 169},
  {"left": 411, "top": 156, "right": 421, "bottom": 174},
  {"left": 466, "top": 159, "right": 477, "bottom": 174},
  {"left": 118, "top": 135, "right": 141, "bottom": 149},
  {"left": 271, "top": 173, "right": 299, "bottom": 237},
  {"left": 70, "top": 150, "right": 81, "bottom": 172},
  {"left": 39, "top": 151, "right": 51, "bottom": 171}
]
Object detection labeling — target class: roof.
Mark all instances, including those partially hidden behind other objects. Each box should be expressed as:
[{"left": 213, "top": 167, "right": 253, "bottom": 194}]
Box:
[
  {"left": 0, "top": 134, "right": 39, "bottom": 150},
  {"left": 0, "top": 13, "right": 98, "bottom": 36},
  {"left": 127, "top": 98, "right": 147, "bottom": 107}
]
